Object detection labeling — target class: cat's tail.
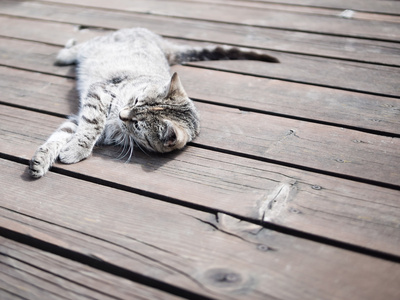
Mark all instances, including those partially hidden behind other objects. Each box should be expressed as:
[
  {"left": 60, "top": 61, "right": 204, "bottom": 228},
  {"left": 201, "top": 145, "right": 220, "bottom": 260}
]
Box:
[{"left": 166, "top": 44, "right": 279, "bottom": 65}]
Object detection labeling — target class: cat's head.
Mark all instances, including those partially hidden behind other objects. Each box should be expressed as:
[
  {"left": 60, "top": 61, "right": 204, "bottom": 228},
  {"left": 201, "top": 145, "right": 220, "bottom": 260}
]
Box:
[{"left": 119, "top": 73, "right": 200, "bottom": 153}]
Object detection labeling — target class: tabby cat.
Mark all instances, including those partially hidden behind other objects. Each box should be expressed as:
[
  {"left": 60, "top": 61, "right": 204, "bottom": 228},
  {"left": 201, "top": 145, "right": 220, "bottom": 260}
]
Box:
[{"left": 29, "top": 28, "right": 278, "bottom": 178}]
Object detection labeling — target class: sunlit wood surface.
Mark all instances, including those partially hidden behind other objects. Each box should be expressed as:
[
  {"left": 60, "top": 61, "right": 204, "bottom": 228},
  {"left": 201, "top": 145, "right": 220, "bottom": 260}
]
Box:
[{"left": 1, "top": 1, "right": 399, "bottom": 299}]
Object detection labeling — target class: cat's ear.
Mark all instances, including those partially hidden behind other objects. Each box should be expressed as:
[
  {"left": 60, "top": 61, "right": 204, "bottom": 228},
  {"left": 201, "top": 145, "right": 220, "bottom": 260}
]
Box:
[{"left": 167, "top": 72, "right": 187, "bottom": 99}]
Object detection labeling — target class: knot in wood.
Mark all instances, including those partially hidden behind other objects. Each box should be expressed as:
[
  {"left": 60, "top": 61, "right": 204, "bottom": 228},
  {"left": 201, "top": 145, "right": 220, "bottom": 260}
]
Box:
[
  {"left": 288, "top": 207, "right": 301, "bottom": 214},
  {"left": 257, "top": 244, "right": 271, "bottom": 252},
  {"left": 206, "top": 268, "right": 242, "bottom": 287}
]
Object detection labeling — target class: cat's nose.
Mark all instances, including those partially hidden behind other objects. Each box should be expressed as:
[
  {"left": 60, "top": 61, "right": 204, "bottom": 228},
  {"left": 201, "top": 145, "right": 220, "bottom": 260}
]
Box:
[{"left": 119, "top": 108, "right": 130, "bottom": 121}]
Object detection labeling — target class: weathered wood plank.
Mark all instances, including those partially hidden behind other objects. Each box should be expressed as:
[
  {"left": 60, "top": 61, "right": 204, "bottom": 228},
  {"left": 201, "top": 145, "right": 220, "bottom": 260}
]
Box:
[
  {"left": 196, "top": 103, "right": 400, "bottom": 185},
  {"left": 186, "top": 0, "right": 400, "bottom": 23},
  {"left": 249, "top": 0, "right": 400, "bottom": 15},
  {"left": 1, "top": 159, "right": 400, "bottom": 300},
  {"left": 0, "top": 67, "right": 79, "bottom": 114},
  {"left": 0, "top": 38, "right": 70, "bottom": 77},
  {"left": 1, "top": 34, "right": 399, "bottom": 101},
  {"left": 1, "top": 3, "right": 400, "bottom": 66},
  {"left": 1, "top": 106, "right": 399, "bottom": 256},
  {"left": 0, "top": 238, "right": 182, "bottom": 300},
  {"left": 174, "top": 66, "right": 400, "bottom": 135},
  {"left": 1, "top": 60, "right": 399, "bottom": 185},
  {"left": 188, "top": 55, "right": 400, "bottom": 97},
  {"left": 2, "top": 64, "right": 399, "bottom": 137},
  {"left": 40, "top": 0, "right": 400, "bottom": 41}
]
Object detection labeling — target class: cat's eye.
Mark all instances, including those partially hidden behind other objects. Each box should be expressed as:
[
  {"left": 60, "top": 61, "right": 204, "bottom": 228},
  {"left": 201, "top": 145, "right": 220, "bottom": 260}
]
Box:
[{"left": 133, "top": 97, "right": 139, "bottom": 105}]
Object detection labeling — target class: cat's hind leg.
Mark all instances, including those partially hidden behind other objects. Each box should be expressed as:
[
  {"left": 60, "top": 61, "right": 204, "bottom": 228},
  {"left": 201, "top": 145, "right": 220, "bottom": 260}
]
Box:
[
  {"left": 29, "top": 118, "right": 78, "bottom": 178},
  {"left": 55, "top": 39, "right": 80, "bottom": 65}
]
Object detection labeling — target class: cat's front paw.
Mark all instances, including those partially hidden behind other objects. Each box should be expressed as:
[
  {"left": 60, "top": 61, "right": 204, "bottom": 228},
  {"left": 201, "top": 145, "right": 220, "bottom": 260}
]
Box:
[
  {"left": 29, "top": 148, "right": 51, "bottom": 178},
  {"left": 59, "top": 139, "right": 92, "bottom": 164}
]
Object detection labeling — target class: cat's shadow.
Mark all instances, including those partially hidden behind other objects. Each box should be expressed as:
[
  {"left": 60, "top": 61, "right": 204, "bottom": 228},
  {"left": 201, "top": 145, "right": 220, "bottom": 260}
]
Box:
[
  {"left": 93, "top": 145, "right": 183, "bottom": 173},
  {"left": 21, "top": 147, "right": 181, "bottom": 183},
  {"left": 66, "top": 84, "right": 80, "bottom": 115}
]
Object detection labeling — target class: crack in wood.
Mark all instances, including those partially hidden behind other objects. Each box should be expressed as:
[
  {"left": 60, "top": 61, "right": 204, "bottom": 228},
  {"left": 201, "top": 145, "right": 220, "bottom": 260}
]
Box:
[{"left": 258, "top": 178, "right": 298, "bottom": 222}]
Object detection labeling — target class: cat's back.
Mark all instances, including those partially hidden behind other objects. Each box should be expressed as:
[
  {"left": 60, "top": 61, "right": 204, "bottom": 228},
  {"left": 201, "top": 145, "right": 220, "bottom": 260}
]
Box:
[
  {"left": 77, "top": 28, "right": 170, "bottom": 94},
  {"left": 80, "top": 28, "right": 164, "bottom": 57}
]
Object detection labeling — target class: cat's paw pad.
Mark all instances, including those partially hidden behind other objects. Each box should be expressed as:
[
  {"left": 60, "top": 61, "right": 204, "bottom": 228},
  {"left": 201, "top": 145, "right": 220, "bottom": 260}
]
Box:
[
  {"left": 29, "top": 148, "right": 51, "bottom": 178},
  {"left": 59, "top": 140, "right": 91, "bottom": 164}
]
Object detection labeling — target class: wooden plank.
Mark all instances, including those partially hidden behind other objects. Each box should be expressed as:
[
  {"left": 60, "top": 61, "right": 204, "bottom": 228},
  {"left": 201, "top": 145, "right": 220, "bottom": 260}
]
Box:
[
  {"left": 173, "top": 66, "right": 400, "bottom": 135},
  {"left": 1, "top": 52, "right": 399, "bottom": 185},
  {"left": 196, "top": 103, "right": 400, "bottom": 186},
  {"left": 40, "top": 0, "right": 400, "bottom": 41},
  {"left": 0, "top": 67, "right": 79, "bottom": 114},
  {"left": 188, "top": 55, "right": 400, "bottom": 97},
  {"left": 1, "top": 33, "right": 400, "bottom": 100},
  {"left": 1, "top": 106, "right": 399, "bottom": 256},
  {"left": 186, "top": 0, "right": 400, "bottom": 23},
  {"left": 0, "top": 38, "right": 69, "bottom": 77},
  {"left": 1, "top": 3, "right": 400, "bottom": 66},
  {"left": 1, "top": 159, "right": 400, "bottom": 300},
  {"left": 248, "top": 0, "right": 400, "bottom": 15},
  {"left": 0, "top": 14, "right": 105, "bottom": 45},
  {"left": 0, "top": 238, "right": 182, "bottom": 300},
  {"left": 2, "top": 65, "right": 399, "bottom": 137}
]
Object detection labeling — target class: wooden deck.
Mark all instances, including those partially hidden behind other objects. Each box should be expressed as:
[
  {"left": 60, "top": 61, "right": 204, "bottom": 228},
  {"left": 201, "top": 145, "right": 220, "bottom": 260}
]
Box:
[{"left": 1, "top": 0, "right": 400, "bottom": 299}]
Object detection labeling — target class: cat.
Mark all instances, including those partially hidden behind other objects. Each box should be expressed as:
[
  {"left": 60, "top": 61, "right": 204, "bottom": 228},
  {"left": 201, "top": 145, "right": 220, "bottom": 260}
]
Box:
[{"left": 29, "top": 27, "right": 278, "bottom": 178}]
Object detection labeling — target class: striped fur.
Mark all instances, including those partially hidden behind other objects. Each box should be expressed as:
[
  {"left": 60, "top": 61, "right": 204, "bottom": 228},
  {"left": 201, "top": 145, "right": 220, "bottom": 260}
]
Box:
[{"left": 29, "top": 28, "right": 278, "bottom": 178}]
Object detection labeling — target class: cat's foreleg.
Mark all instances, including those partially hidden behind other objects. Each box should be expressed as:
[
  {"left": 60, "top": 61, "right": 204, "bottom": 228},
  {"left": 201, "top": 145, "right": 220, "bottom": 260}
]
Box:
[
  {"left": 29, "top": 118, "right": 78, "bottom": 178},
  {"left": 58, "top": 83, "right": 112, "bottom": 164}
]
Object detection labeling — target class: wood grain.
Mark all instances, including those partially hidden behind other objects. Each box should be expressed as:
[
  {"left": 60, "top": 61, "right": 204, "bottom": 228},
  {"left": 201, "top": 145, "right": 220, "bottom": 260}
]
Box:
[
  {"left": 2, "top": 64, "right": 399, "bottom": 137},
  {"left": 1, "top": 64, "right": 399, "bottom": 186},
  {"left": 41, "top": 0, "right": 400, "bottom": 41},
  {"left": 0, "top": 238, "right": 182, "bottom": 300},
  {"left": 1, "top": 3, "right": 400, "bottom": 66},
  {"left": 1, "top": 159, "right": 400, "bottom": 300},
  {"left": 1, "top": 105, "right": 399, "bottom": 256},
  {"left": 188, "top": 55, "right": 400, "bottom": 97},
  {"left": 1, "top": 35, "right": 399, "bottom": 99},
  {"left": 249, "top": 0, "right": 400, "bottom": 15},
  {"left": 185, "top": 0, "right": 400, "bottom": 23},
  {"left": 195, "top": 103, "right": 400, "bottom": 186},
  {"left": 1, "top": 1, "right": 399, "bottom": 299},
  {"left": 173, "top": 66, "right": 400, "bottom": 135}
]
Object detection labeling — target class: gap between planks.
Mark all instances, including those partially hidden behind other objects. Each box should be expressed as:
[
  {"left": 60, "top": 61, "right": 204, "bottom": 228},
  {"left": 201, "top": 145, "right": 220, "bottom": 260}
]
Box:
[
  {"left": 1, "top": 59, "right": 399, "bottom": 187},
  {"left": 1, "top": 108, "right": 400, "bottom": 258},
  {"left": 1, "top": 1, "right": 400, "bottom": 68},
  {"left": 0, "top": 33, "right": 399, "bottom": 98},
  {"left": 0, "top": 237, "right": 186, "bottom": 300},
  {"left": 1, "top": 158, "right": 400, "bottom": 300},
  {"left": 35, "top": 0, "right": 400, "bottom": 42}
]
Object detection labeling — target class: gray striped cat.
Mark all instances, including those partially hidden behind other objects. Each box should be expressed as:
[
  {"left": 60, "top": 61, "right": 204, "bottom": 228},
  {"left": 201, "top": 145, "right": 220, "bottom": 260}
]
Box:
[{"left": 29, "top": 28, "right": 278, "bottom": 178}]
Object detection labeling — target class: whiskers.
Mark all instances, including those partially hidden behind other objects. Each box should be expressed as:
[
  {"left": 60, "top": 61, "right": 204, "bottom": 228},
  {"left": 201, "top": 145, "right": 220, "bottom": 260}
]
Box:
[
  {"left": 115, "top": 134, "right": 149, "bottom": 163},
  {"left": 115, "top": 135, "right": 133, "bottom": 162},
  {"left": 132, "top": 136, "right": 150, "bottom": 157}
]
